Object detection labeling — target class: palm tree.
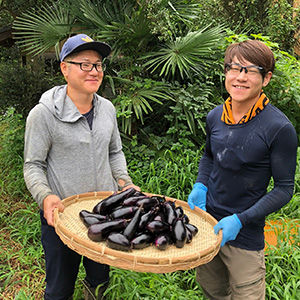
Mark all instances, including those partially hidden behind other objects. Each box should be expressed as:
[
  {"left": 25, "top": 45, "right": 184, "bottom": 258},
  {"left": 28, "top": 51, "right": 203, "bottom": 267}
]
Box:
[{"left": 13, "top": 0, "right": 225, "bottom": 144}]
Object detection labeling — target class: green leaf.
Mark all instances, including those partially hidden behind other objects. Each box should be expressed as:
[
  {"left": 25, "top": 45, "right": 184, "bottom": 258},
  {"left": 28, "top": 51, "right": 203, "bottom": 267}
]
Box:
[
  {"left": 13, "top": 1, "right": 74, "bottom": 58},
  {"left": 142, "top": 25, "right": 225, "bottom": 79}
]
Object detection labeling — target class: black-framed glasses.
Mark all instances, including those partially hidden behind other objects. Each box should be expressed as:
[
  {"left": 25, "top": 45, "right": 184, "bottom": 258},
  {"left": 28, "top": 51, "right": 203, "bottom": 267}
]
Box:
[
  {"left": 225, "top": 63, "right": 265, "bottom": 76},
  {"left": 65, "top": 61, "right": 106, "bottom": 72}
]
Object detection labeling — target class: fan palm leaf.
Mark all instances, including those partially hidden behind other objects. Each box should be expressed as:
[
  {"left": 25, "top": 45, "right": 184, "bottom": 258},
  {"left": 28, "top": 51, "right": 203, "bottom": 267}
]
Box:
[
  {"left": 142, "top": 25, "right": 225, "bottom": 79},
  {"left": 98, "top": 12, "right": 153, "bottom": 58},
  {"left": 113, "top": 78, "right": 173, "bottom": 134},
  {"left": 78, "top": 0, "right": 134, "bottom": 29},
  {"left": 13, "top": 1, "right": 74, "bottom": 58},
  {"left": 163, "top": 0, "right": 201, "bottom": 25}
]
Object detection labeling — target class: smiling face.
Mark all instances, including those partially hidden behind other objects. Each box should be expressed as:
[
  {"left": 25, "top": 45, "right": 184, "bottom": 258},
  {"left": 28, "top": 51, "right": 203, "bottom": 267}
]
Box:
[
  {"left": 60, "top": 50, "right": 104, "bottom": 97},
  {"left": 225, "top": 56, "right": 272, "bottom": 108}
]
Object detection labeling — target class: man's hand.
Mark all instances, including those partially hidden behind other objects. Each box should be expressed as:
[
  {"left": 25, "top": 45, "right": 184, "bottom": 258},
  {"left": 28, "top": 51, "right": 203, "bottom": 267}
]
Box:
[
  {"left": 214, "top": 214, "right": 242, "bottom": 247},
  {"left": 118, "top": 179, "right": 140, "bottom": 192},
  {"left": 187, "top": 182, "right": 208, "bottom": 211},
  {"left": 122, "top": 184, "right": 141, "bottom": 192},
  {"left": 43, "top": 194, "right": 65, "bottom": 227}
]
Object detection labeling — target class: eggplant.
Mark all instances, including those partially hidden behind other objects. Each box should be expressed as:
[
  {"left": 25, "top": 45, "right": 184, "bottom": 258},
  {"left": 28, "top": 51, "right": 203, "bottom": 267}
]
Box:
[
  {"left": 92, "top": 200, "right": 106, "bottom": 214},
  {"left": 186, "top": 226, "right": 193, "bottom": 243},
  {"left": 79, "top": 210, "right": 107, "bottom": 222},
  {"left": 81, "top": 216, "right": 107, "bottom": 228},
  {"left": 106, "top": 232, "right": 131, "bottom": 252},
  {"left": 153, "top": 213, "right": 165, "bottom": 223},
  {"left": 132, "top": 190, "right": 146, "bottom": 197},
  {"left": 174, "top": 206, "right": 184, "bottom": 218},
  {"left": 87, "top": 219, "right": 128, "bottom": 242},
  {"left": 123, "top": 205, "right": 143, "bottom": 240},
  {"left": 164, "top": 201, "right": 177, "bottom": 225},
  {"left": 152, "top": 195, "right": 166, "bottom": 204},
  {"left": 135, "top": 197, "right": 159, "bottom": 211},
  {"left": 100, "top": 188, "right": 136, "bottom": 215},
  {"left": 154, "top": 233, "right": 172, "bottom": 251},
  {"left": 131, "top": 233, "right": 154, "bottom": 249},
  {"left": 146, "top": 220, "right": 170, "bottom": 234},
  {"left": 172, "top": 218, "right": 187, "bottom": 248},
  {"left": 164, "top": 200, "right": 176, "bottom": 208},
  {"left": 123, "top": 195, "right": 148, "bottom": 206},
  {"left": 109, "top": 206, "right": 138, "bottom": 220},
  {"left": 185, "top": 223, "right": 198, "bottom": 236},
  {"left": 138, "top": 207, "right": 157, "bottom": 229},
  {"left": 182, "top": 214, "right": 190, "bottom": 224}
]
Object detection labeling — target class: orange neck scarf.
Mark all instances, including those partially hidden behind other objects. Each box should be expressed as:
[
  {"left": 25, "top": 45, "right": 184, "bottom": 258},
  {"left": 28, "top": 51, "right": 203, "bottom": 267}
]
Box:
[{"left": 221, "top": 92, "right": 269, "bottom": 125}]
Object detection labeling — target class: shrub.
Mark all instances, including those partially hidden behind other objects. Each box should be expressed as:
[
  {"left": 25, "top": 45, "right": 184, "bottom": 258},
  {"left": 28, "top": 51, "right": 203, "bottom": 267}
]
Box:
[
  {"left": 0, "top": 46, "right": 64, "bottom": 118},
  {"left": 0, "top": 108, "right": 27, "bottom": 198}
]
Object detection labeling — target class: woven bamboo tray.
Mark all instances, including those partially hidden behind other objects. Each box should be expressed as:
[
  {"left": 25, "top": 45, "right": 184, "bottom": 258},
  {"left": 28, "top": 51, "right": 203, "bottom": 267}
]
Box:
[{"left": 54, "top": 191, "right": 222, "bottom": 273}]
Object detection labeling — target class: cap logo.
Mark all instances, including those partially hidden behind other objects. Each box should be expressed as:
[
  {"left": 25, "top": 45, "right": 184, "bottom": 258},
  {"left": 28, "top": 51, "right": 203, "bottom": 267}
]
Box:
[{"left": 82, "top": 36, "right": 93, "bottom": 43}]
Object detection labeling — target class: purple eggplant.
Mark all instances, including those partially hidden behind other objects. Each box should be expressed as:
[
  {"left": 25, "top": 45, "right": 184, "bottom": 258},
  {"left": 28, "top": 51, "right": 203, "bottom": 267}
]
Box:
[
  {"left": 109, "top": 206, "right": 138, "bottom": 220},
  {"left": 153, "top": 213, "right": 165, "bottom": 223},
  {"left": 123, "top": 195, "right": 148, "bottom": 206},
  {"left": 186, "top": 226, "right": 193, "bottom": 243},
  {"left": 185, "top": 223, "right": 198, "bottom": 236},
  {"left": 182, "top": 214, "right": 190, "bottom": 224},
  {"left": 164, "top": 201, "right": 177, "bottom": 225},
  {"left": 100, "top": 188, "right": 136, "bottom": 215},
  {"left": 174, "top": 206, "right": 184, "bottom": 218},
  {"left": 87, "top": 219, "right": 128, "bottom": 242},
  {"left": 106, "top": 232, "right": 131, "bottom": 252},
  {"left": 138, "top": 207, "right": 157, "bottom": 229},
  {"left": 172, "top": 218, "right": 187, "bottom": 248},
  {"left": 164, "top": 200, "right": 176, "bottom": 208},
  {"left": 154, "top": 233, "right": 172, "bottom": 251},
  {"left": 81, "top": 216, "right": 107, "bottom": 228},
  {"left": 123, "top": 205, "right": 143, "bottom": 240},
  {"left": 131, "top": 233, "right": 154, "bottom": 249},
  {"left": 92, "top": 200, "right": 106, "bottom": 214},
  {"left": 146, "top": 220, "right": 170, "bottom": 234},
  {"left": 152, "top": 195, "right": 166, "bottom": 204},
  {"left": 79, "top": 210, "right": 107, "bottom": 222},
  {"left": 135, "top": 197, "right": 159, "bottom": 211},
  {"left": 132, "top": 190, "right": 146, "bottom": 197}
]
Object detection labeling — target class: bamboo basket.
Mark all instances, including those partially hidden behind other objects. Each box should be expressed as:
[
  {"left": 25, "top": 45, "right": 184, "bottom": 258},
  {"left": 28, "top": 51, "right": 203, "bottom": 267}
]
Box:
[{"left": 54, "top": 191, "right": 222, "bottom": 273}]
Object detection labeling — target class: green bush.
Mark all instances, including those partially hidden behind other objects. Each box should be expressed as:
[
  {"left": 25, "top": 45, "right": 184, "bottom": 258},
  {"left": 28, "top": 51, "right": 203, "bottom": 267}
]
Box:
[
  {"left": 0, "top": 47, "right": 64, "bottom": 118},
  {"left": 0, "top": 108, "right": 27, "bottom": 198},
  {"left": 196, "top": 0, "right": 300, "bottom": 55},
  {"left": 265, "top": 50, "right": 300, "bottom": 139},
  {"left": 0, "top": 61, "right": 46, "bottom": 117}
]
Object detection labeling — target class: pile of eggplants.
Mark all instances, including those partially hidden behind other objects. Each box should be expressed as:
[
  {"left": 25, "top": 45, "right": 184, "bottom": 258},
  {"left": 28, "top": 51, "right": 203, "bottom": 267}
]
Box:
[{"left": 79, "top": 188, "right": 198, "bottom": 252}]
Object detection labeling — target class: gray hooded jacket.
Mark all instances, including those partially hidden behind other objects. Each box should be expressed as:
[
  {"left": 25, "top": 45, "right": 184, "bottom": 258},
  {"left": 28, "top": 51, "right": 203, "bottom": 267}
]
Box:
[{"left": 24, "top": 85, "right": 133, "bottom": 209}]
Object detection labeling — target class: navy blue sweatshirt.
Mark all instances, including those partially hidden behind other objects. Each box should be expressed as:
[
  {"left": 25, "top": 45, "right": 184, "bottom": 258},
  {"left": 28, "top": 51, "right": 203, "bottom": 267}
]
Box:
[{"left": 196, "top": 103, "right": 297, "bottom": 250}]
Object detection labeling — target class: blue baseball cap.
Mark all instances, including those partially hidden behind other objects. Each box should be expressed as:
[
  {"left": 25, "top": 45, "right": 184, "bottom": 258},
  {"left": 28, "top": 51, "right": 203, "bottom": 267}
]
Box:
[{"left": 60, "top": 34, "right": 111, "bottom": 61}]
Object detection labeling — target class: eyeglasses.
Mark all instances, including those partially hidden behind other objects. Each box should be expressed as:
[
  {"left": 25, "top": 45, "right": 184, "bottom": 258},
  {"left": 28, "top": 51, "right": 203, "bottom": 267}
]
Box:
[
  {"left": 65, "top": 61, "right": 106, "bottom": 72},
  {"left": 225, "top": 63, "right": 265, "bottom": 76}
]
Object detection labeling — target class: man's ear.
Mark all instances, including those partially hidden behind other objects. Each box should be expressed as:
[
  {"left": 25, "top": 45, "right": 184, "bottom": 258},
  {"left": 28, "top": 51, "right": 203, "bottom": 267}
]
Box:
[
  {"left": 60, "top": 61, "right": 68, "bottom": 81},
  {"left": 262, "top": 71, "right": 272, "bottom": 87}
]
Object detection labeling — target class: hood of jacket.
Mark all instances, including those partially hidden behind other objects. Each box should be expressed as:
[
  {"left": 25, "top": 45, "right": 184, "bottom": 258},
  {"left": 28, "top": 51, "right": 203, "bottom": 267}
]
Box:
[{"left": 39, "top": 85, "right": 84, "bottom": 123}]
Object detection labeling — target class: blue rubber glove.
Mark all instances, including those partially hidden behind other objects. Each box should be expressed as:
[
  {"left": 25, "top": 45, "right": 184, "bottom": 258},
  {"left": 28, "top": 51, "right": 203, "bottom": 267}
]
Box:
[
  {"left": 188, "top": 182, "right": 207, "bottom": 211},
  {"left": 214, "top": 214, "right": 242, "bottom": 247}
]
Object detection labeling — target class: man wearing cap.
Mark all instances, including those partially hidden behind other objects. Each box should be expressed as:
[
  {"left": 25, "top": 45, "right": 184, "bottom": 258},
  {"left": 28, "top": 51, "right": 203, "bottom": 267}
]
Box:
[{"left": 23, "top": 34, "right": 139, "bottom": 300}]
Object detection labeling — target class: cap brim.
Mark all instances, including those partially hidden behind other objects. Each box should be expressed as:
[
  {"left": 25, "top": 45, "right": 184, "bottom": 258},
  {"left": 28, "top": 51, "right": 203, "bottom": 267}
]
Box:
[{"left": 69, "top": 41, "right": 111, "bottom": 59}]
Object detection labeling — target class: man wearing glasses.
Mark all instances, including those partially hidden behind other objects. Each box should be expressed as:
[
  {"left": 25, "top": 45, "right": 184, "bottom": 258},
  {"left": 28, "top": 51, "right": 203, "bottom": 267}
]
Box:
[
  {"left": 188, "top": 40, "right": 297, "bottom": 299},
  {"left": 24, "top": 34, "right": 139, "bottom": 300}
]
